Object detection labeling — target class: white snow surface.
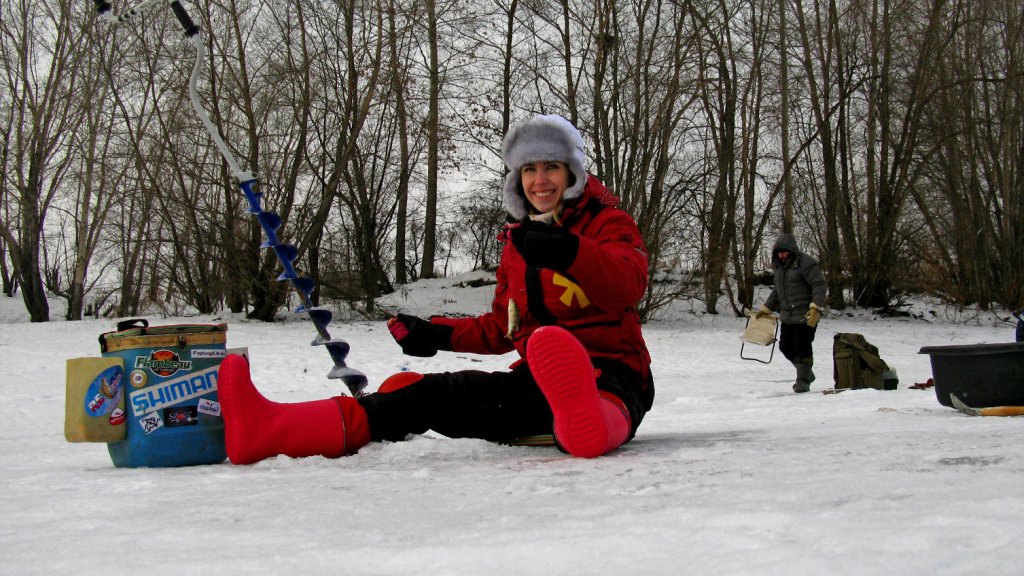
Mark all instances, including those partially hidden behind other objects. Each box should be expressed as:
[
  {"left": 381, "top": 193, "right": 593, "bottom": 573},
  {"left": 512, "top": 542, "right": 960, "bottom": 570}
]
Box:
[{"left": 2, "top": 274, "right": 1022, "bottom": 576}]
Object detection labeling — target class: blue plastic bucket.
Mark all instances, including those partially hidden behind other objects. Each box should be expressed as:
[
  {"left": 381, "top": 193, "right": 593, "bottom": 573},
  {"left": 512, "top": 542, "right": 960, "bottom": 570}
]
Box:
[{"left": 101, "top": 321, "right": 227, "bottom": 467}]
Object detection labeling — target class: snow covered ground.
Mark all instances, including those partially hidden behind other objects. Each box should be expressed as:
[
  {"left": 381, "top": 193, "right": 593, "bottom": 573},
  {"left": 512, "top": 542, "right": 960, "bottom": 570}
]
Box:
[{"left": 2, "top": 276, "right": 1022, "bottom": 576}]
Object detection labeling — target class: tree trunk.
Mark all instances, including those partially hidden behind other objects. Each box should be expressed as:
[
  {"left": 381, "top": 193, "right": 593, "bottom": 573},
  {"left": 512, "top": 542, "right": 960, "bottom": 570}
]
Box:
[{"left": 419, "top": 0, "right": 440, "bottom": 280}]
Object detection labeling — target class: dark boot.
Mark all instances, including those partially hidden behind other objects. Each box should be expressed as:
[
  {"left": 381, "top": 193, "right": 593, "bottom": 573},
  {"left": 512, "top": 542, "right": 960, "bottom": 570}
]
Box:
[
  {"left": 794, "top": 361, "right": 815, "bottom": 393},
  {"left": 526, "top": 326, "right": 631, "bottom": 458},
  {"left": 218, "top": 354, "right": 371, "bottom": 465},
  {"left": 804, "top": 358, "right": 816, "bottom": 384}
]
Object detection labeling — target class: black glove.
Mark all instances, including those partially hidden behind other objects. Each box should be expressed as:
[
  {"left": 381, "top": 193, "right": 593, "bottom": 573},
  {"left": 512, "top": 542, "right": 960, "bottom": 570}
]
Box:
[
  {"left": 509, "top": 221, "right": 580, "bottom": 271},
  {"left": 388, "top": 314, "right": 453, "bottom": 357}
]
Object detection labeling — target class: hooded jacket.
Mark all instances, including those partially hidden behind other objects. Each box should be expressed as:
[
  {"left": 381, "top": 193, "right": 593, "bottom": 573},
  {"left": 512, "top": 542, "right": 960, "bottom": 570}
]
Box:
[
  {"left": 430, "top": 175, "right": 653, "bottom": 409},
  {"left": 764, "top": 233, "right": 827, "bottom": 325}
]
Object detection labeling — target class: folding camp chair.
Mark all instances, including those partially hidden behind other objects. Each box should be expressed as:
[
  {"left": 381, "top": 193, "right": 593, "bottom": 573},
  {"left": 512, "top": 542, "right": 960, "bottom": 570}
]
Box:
[{"left": 740, "top": 312, "right": 778, "bottom": 364}]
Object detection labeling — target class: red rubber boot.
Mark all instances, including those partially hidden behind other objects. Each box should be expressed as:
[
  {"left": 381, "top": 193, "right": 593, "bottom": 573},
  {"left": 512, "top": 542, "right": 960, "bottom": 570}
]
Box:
[
  {"left": 526, "top": 326, "right": 632, "bottom": 458},
  {"left": 218, "top": 354, "right": 371, "bottom": 465}
]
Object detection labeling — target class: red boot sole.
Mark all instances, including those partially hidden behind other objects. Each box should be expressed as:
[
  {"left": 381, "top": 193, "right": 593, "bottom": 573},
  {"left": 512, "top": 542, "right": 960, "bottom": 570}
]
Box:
[{"left": 527, "top": 327, "right": 607, "bottom": 458}]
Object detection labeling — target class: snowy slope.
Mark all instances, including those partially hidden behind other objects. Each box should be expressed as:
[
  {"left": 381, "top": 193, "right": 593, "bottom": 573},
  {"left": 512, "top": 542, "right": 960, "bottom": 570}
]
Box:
[{"left": 1, "top": 280, "right": 1021, "bottom": 576}]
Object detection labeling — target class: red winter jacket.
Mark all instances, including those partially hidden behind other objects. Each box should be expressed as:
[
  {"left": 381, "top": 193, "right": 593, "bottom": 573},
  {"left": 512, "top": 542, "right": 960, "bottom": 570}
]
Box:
[{"left": 432, "top": 175, "right": 653, "bottom": 404}]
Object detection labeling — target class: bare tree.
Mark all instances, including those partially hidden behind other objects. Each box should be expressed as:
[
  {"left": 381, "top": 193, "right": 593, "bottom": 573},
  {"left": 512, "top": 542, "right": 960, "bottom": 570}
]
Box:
[
  {"left": 308, "top": 0, "right": 396, "bottom": 313},
  {"left": 689, "top": 0, "right": 744, "bottom": 315},
  {"left": 0, "top": 0, "right": 88, "bottom": 321},
  {"left": 418, "top": 0, "right": 441, "bottom": 279},
  {"left": 387, "top": 0, "right": 416, "bottom": 285},
  {"left": 789, "top": 0, "right": 859, "bottom": 309},
  {"left": 910, "top": 0, "right": 1024, "bottom": 310},
  {"left": 729, "top": 0, "right": 777, "bottom": 314},
  {"left": 55, "top": 18, "right": 127, "bottom": 319},
  {"left": 845, "top": 0, "right": 951, "bottom": 307},
  {"left": 778, "top": 0, "right": 795, "bottom": 231}
]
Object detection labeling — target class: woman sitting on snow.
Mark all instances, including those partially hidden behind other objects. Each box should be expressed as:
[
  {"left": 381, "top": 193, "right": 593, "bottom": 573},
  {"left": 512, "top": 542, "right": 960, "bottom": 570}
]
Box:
[{"left": 218, "top": 114, "right": 654, "bottom": 461}]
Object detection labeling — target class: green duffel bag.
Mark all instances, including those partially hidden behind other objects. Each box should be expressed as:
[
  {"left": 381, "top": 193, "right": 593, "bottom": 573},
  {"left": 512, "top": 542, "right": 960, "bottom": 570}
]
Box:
[{"left": 833, "top": 332, "right": 890, "bottom": 390}]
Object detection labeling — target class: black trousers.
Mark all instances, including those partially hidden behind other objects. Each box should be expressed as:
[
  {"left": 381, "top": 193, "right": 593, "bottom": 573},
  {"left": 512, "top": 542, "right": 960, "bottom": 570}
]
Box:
[
  {"left": 779, "top": 322, "right": 817, "bottom": 364},
  {"left": 358, "top": 360, "right": 650, "bottom": 444}
]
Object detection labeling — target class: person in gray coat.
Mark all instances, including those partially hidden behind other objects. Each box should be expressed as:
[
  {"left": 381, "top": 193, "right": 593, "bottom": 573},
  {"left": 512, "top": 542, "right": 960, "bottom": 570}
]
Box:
[{"left": 755, "top": 233, "right": 827, "bottom": 393}]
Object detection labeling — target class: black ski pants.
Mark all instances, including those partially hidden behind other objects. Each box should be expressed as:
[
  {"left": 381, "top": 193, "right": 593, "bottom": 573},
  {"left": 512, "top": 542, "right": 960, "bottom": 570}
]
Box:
[
  {"left": 358, "top": 359, "right": 649, "bottom": 444},
  {"left": 779, "top": 322, "right": 817, "bottom": 365}
]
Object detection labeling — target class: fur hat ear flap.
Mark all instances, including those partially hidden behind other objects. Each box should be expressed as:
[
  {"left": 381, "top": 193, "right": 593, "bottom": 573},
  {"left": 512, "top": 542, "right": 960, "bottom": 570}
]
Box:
[{"left": 502, "top": 114, "right": 588, "bottom": 219}]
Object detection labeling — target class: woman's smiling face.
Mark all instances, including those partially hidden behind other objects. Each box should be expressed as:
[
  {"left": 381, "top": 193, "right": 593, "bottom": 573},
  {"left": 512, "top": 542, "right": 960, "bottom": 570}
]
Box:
[{"left": 520, "top": 161, "right": 570, "bottom": 214}]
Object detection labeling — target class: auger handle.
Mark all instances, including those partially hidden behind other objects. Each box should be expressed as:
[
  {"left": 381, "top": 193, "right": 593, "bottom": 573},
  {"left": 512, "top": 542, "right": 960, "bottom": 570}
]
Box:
[
  {"left": 92, "top": 0, "right": 368, "bottom": 397},
  {"left": 94, "top": 0, "right": 199, "bottom": 37},
  {"left": 168, "top": 1, "right": 200, "bottom": 36},
  {"left": 94, "top": 0, "right": 163, "bottom": 23}
]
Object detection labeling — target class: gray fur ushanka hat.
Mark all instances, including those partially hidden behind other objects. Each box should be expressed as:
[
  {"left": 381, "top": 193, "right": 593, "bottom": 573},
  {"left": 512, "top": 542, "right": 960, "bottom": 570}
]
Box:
[{"left": 501, "top": 114, "right": 587, "bottom": 219}]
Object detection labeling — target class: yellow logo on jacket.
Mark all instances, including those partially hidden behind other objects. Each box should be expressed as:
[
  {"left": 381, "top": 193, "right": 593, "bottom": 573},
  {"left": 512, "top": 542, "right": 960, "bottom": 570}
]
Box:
[{"left": 553, "top": 273, "right": 590, "bottom": 308}]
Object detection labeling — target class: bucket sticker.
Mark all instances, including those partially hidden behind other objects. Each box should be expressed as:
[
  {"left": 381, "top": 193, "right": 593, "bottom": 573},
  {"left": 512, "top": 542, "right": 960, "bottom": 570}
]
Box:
[
  {"left": 138, "top": 412, "right": 164, "bottom": 434},
  {"left": 163, "top": 406, "right": 198, "bottom": 427},
  {"left": 191, "top": 349, "right": 226, "bottom": 359},
  {"left": 134, "top": 350, "right": 192, "bottom": 377},
  {"left": 130, "top": 369, "right": 148, "bottom": 388},
  {"left": 109, "top": 408, "right": 126, "bottom": 426},
  {"left": 197, "top": 398, "right": 221, "bottom": 417},
  {"left": 129, "top": 364, "right": 218, "bottom": 415},
  {"left": 84, "top": 365, "right": 124, "bottom": 417}
]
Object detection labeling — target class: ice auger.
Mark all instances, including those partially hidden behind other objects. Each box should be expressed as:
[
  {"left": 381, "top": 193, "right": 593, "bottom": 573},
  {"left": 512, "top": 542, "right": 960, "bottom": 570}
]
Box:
[{"left": 92, "top": 0, "right": 368, "bottom": 396}]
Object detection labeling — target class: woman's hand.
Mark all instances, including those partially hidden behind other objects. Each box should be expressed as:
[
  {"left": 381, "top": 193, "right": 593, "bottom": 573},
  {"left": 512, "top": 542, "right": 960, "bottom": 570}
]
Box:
[
  {"left": 388, "top": 314, "right": 452, "bottom": 357},
  {"left": 509, "top": 222, "right": 579, "bottom": 271}
]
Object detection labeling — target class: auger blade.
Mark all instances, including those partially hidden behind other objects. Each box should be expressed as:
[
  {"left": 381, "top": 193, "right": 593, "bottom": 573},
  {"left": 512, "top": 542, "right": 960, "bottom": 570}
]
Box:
[
  {"left": 307, "top": 307, "right": 333, "bottom": 329},
  {"left": 291, "top": 276, "right": 315, "bottom": 297},
  {"left": 274, "top": 243, "right": 299, "bottom": 264},
  {"left": 320, "top": 338, "right": 351, "bottom": 360},
  {"left": 317, "top": 338, "right": 368, "bottom": 392},
  {"left": 260, "top": 211, "right": 282, "bottom": 232},
  {"left": 243, "top": 190, "right": 263, "bottom": 213},
  {"left": 328, "top": 366, "right": 368, "bottom": 393}
]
